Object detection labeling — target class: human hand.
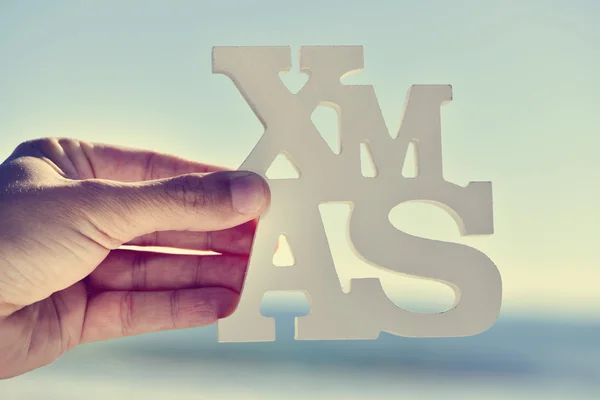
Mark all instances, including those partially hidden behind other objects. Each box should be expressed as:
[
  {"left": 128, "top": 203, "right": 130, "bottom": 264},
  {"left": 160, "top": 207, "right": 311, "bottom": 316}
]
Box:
[{"left": 0, "top": 138, "right": 270, "bottom": 378}]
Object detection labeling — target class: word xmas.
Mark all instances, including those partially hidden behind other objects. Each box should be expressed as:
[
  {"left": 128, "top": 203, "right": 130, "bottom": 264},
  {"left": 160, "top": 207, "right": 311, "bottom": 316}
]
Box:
[{"left": 212, "top": 46, "right": 502, "bottom": 342}]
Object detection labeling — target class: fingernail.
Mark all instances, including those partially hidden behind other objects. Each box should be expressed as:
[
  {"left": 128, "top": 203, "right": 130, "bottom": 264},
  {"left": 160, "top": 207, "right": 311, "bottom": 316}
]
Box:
[{"left": 229, "top": 171, "right": 268, "bottom": 215}]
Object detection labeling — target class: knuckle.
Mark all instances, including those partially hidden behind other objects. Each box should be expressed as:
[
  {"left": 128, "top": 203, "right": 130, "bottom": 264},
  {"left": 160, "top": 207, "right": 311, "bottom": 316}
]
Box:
[
  {"left": 203, "top": 230, "right": 213, "bottom": 252},
  {"left": 169, "top": 290, "right": 181, "bottom": 329},
  {"left": 165, "top": 174, "right": 223, "bottom": 213},
  {"left": 77, "top": 178, "right": 108, "bottom": 193},
  {"left": 17, "top": 137, "right": 53, "bottom": 150},
  {"left": 119, "top": 292, "right": 136, "bottom": 337},
  {"left": 15, "top": 137, "right": 60, "bottom": 156},
  {"left": 2, "top": 138, "right": 53, "bottom": 165},
  {"left": 4, "top": 137, "right": 78, "bottom": 169},
  {"left": 131, "top": 252, "right": 149, "bottom": 290},
  {"left": 140, "top": 231, "right": 159, "bottom": 247},
  {"left": 194, "top": 256, "right": 205, "bottom": 286}
]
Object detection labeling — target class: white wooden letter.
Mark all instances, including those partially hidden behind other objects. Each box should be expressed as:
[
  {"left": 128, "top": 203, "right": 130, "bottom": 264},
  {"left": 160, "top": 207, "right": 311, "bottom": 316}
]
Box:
[{"left": 212, "top": 46, "right": 502, "bottom": 342}]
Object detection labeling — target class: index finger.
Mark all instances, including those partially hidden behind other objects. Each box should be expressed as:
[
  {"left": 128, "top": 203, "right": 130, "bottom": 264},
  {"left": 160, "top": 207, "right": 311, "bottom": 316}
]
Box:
[
  {"left": 81, "top": 140, "right": 232, "bottom": 181},
  {"left": 10, "top": 137, "right": 231, "bottom": 182}
]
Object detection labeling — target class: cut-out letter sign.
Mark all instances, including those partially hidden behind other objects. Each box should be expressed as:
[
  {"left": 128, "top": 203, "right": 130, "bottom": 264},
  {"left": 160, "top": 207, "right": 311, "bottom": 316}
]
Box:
[{"left": 213, "top": 46, "right": 502, "bottom": 342}]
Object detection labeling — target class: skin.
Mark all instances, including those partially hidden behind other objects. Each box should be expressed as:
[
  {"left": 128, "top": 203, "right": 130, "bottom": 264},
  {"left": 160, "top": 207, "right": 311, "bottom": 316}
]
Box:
[{"left": 0, "top": 138, "right": 271, "bottom": 379}]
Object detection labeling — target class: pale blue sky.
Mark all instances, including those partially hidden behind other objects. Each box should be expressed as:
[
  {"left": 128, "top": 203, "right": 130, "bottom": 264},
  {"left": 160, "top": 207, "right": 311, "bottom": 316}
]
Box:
[{"left": 0, "top": 0, "right": 598, "bottom": 317}]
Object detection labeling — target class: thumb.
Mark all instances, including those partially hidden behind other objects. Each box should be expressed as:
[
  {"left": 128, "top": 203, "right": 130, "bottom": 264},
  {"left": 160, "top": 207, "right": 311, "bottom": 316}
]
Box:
[{"left": 77, "top": 170, "right": 271, "bottom": 244}]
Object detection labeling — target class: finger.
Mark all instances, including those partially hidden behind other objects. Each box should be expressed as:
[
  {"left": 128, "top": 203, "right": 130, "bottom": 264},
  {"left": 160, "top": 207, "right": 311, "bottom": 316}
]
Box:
[
  {"left": 80, "top": 287, "right": 237, "bottom": 343},
  {"left": 9, "top": 137, "right": 229, "bottom": 181},
  {"left": 87, "top": 250, "right": 247, "bottom": 293},
  {"left": 125, "top": 220, "right": 258, "bottom": 255},
  {"left": 79, "top": 140, "right": 229, "bottom": 181},
  {"left": 76, "top": 170, "right": 270, "bottom": 244}
]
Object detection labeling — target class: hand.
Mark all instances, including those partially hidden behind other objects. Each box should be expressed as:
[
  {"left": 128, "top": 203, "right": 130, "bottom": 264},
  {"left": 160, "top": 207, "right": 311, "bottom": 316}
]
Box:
[{"left": 0, "top": 138, "right": 270, "bottom": 379}]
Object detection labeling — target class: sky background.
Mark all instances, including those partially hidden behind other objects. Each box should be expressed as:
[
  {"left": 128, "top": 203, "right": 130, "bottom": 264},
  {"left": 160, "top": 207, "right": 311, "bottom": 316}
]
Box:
[{"left": 0, "top": 0, "right": 599, "bottom": 319}]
